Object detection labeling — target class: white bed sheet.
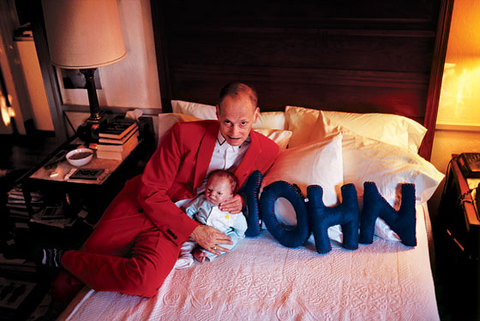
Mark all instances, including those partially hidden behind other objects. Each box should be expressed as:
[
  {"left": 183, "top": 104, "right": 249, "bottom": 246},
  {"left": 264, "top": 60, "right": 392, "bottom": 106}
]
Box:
[{"left": 59, "top": 203, "right": 439, "bottom": 321}]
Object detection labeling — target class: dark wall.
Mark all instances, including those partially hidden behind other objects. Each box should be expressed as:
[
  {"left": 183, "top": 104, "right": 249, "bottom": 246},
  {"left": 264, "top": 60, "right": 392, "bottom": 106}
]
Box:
[{"left": 151, "top": 0, "right": 453, "bottom": 159}]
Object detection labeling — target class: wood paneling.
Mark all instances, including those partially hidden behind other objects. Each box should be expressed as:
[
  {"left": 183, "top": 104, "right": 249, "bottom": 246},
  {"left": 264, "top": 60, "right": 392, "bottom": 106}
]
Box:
[{"left": 151, "top": 0, "right": 453, "bottom": 159}]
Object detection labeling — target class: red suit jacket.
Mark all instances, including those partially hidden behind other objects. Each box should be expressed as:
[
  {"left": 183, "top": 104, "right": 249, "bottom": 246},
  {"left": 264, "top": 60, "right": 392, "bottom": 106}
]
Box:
[
  {"left": 137, "top": 120, "right": 280, "bottom": 247},
  {"left": 56, "top": 119, "right": 279, "bottom": 299}
]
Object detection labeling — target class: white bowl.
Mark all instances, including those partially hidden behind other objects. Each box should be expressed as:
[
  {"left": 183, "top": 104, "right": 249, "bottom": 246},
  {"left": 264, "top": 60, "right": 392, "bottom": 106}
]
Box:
[{"left": 66, "top": 148, "right": 93, "bottom": 167}]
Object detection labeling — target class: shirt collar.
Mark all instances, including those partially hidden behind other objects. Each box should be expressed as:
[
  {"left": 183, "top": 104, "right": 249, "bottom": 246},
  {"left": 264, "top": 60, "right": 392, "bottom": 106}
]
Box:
[{"left": 217, "top": 131, "right": 251, "bottom": 148}]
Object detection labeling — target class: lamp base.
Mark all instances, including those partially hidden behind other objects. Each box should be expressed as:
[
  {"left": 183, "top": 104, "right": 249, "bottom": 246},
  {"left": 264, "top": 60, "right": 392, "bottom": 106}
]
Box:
[{"left": 77, "top": 116, "right": 107, "bottom": 143}]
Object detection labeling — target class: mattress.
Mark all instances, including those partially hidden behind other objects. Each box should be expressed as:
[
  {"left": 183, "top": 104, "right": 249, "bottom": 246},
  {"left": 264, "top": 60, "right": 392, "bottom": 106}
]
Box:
[{"left": 59, "top": 203, "right": 439, "bottom": 321}]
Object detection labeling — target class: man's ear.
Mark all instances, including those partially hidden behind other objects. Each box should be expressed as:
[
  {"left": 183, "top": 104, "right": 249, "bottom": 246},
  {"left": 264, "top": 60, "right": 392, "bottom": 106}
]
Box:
[
  {"left": 216, "top": 105, "right": 221, "bottom": 120},
  {"left": 253, "top": 107, "right": 260, "bottom": 123}
]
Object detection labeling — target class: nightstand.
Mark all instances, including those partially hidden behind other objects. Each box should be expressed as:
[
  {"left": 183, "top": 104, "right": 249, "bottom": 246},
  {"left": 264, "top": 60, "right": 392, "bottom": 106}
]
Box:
[
  {"left": 3, "top": 116, "right": 154, "bottom": 254},
  {"left": 18, "top": 135, "right": 143, "bottom": 247},
  {"left": 0, "top": 117, "right": 155, "bottom": 320},
  {"left": 436, "top": 154, "right": 480, "bottom": 320}
]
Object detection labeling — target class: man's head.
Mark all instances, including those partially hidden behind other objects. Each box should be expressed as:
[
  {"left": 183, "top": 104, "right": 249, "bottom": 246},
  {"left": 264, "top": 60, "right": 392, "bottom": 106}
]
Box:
[
  {"left": 205, "top": 170, "right": 238, "bottom": 205},
  {"left": 216, "top": 82, "right": 259, "bottom": 146}
]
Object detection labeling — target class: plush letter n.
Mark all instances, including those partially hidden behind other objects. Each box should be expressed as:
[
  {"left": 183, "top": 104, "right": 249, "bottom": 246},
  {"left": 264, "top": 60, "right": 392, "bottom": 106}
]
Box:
[{"left": 359, "top": 182, "right": 416, "bottom": 247}]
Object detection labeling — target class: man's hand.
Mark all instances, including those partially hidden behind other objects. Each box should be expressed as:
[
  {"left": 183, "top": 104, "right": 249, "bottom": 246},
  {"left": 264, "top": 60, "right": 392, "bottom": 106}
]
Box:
[
  {"left": 190, "top": 225, "right": 232, "bottom": 255},
  {"left": 218, "top": 194, "right": 243, "bottom": 213}
]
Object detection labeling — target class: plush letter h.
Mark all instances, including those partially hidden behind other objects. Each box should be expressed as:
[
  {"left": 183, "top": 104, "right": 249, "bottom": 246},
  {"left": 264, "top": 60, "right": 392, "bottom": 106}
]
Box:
[{"left": 307, "top": 184, "right": 359, "bottom": 254}]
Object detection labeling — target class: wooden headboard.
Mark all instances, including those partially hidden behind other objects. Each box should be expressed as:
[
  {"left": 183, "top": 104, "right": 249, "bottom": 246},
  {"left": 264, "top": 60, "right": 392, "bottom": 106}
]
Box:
[{"left": 150, "top": 0, "right": 453, "bottom": 160}]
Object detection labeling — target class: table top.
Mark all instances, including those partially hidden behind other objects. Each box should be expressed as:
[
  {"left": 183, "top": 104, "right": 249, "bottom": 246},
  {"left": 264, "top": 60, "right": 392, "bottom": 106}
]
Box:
[
  {"left": 451, "top": 156, "right": 480, "bottom": 228},
  {"left": 29, "top": 138, "right": 128, "bottom": 186}
]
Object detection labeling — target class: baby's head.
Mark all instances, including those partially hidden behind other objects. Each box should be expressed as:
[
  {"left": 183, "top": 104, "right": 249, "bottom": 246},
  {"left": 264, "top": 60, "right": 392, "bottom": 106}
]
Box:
[{"left": 205, "top": 170, "right": 238, "bottom": 205}]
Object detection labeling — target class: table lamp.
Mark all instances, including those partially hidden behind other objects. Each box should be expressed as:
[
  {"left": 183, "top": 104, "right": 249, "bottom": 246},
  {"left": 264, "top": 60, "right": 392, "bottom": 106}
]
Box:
[{"left": 41, "top": 0, "right": 126, "bottom": 141}]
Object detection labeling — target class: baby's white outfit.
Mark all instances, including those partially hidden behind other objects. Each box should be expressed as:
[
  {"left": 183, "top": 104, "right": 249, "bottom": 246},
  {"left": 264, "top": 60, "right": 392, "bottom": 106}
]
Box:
[{"left": 175, "top": 195, "right": 248, "bottom": 269}]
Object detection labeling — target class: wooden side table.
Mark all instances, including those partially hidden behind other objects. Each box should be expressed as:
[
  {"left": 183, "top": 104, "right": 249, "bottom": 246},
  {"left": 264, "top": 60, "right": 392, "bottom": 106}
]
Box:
[
  {"left": 19, "top": 136, "right": 144, "bottom": 248},
  {"left": 436, "top": 155, "right": 480, "bottom": 320},
  {"left": 29, "top": 137, "right": 133, "bottom": 185}
]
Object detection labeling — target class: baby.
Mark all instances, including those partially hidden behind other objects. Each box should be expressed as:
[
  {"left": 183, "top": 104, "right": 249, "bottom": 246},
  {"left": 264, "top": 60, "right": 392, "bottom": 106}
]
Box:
[{"left": 175, "top": 170, "right": 248, "bottom": 269}]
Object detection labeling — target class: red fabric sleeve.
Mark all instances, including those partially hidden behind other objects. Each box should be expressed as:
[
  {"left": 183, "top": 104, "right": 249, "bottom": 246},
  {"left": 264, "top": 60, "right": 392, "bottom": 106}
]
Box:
[{"left": 137, "top": 124, "right": 199, "bottom": 245}]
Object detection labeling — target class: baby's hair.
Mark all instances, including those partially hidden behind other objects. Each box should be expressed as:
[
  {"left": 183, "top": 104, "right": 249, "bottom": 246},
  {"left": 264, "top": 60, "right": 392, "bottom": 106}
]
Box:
[{"left": 207, "top": 169, "right": 238, "bottom": 194}]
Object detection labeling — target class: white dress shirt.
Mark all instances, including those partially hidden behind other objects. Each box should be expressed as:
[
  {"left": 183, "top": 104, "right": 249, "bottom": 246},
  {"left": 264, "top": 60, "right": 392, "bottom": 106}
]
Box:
[
  {"left": 199, "top": 131, "right": 250, "bottom": 191},
  {"left": 176, "top": 131, "right": 251, "bottom": 208}
]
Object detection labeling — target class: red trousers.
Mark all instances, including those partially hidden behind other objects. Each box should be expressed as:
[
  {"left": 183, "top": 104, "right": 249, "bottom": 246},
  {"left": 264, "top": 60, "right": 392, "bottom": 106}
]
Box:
[{"left": 52, "top": 181, "right": 180, "bottom": 300}]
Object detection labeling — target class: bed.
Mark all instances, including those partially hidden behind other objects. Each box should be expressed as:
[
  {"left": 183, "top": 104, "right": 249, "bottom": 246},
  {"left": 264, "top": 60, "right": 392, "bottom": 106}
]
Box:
[{"left": 59, "top": 1, "right": 452, "bottom": 320}]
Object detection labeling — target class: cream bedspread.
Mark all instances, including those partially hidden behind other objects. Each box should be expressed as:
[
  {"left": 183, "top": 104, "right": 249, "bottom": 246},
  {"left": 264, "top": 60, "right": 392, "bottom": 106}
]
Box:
[{"left": 60, "top": 203, "right": 439, "bottom": 321}]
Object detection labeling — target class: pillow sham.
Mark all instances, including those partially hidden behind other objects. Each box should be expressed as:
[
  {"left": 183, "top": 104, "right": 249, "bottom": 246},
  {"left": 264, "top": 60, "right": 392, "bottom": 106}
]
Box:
[
  {"left": 312, "top": 110, "right": 427, "bottom": 153},
  {"left": 262, "top": 132, "right": 343, "bottom": 208},
  {"left": 340, "top": 132, "right": 443, "bottom": 241},
  {"left": 261, "top": 133, "right": 344, "bottom": 243},
  {"left": 285, "top": 104, "right": 427, "bottom": 152},
  {"left": 284, "top": 106, "right": 320, "bottom": 148},
  {"left": 303, "top": 130, "right": 441, "bottom": 243},
  {"left": 340, "top": 132, "right": 444, "bottom": 207},
  {"left": 157, "top": 113, "right": 201, "bottom": 144},
  {"left": 171, "top": 100, "right": 217, "bottom": 119},
  {"left": 157, "top": 112, "right": 291, "bottom": 150},
  {"left": 172, "top": 100, "right": 286, "bottom": 129},
  {"left": 253, "top": 111, "right": 286, "bottom": 130}
]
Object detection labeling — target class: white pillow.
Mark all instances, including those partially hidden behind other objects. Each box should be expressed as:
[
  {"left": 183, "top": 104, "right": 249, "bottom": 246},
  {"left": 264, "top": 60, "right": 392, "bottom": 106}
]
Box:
[
  {"left": 253, "top": 111, "right": 286, "bottom": 130},
  {"left": 284, "top": 106, "right": 320, "bottom": 148},
  {"left": 341, "top": 132, "right": 444, "bottom": 241},
  {"left": 261, "top": 133, "right": 344, "bottom": 242},
  {"left": 172, "top": 99, "right": 286, "bottom": 129},
  {"left": 158, "top": 112, "right": 291, "bottom": 150},
  {"left": 253, "top": 128, "right": 292, "bottom": 151},
  {"left": 342, "top": 132, "right": 444, "bottom": 206},
  {"left": 316, "top": 110, "right": 427, "bottom": 153},
  {"left": 262, "top": 133, "right": 343, "bottom": 206},
  {"left": 157, "top": 113, "right": 200, "bottom": 144},
  {"left": 171, "top": 100, "right": 217, "bottom": 119}
]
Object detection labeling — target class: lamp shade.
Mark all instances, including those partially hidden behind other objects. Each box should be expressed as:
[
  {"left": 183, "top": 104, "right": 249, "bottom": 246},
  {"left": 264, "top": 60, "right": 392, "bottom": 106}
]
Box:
[{"left": 42, "top": 0, "right": 126, "bottom": 69}]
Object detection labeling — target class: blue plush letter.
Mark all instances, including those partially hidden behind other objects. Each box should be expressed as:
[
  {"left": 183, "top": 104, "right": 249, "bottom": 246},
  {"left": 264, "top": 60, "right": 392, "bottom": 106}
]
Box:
[
  {"left": 259, "top": 181, "right": 311, "bottom": 247},
  {"left": 359, "top": 182, "right": 416, "bottom": 246},
  {"left": 307, "top": 184, "right": 359, "bottom": 254},
  {"left": 241, "top": 170, "right": 263, "bottom": 237}
]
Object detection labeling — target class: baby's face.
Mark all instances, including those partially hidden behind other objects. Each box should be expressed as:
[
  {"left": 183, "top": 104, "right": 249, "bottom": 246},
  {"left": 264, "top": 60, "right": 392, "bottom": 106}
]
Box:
[{"left": 205, "top": 176, "right": 233, "bottom": 205}]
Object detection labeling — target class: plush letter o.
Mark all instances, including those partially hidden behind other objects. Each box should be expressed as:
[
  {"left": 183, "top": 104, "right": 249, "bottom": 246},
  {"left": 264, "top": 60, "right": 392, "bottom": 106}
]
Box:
[{"left": 259, "top": 181, "right": 310, "bottom": 247}]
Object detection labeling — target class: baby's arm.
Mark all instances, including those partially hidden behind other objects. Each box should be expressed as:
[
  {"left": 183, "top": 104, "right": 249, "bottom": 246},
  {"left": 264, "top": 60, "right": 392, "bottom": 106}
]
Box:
[{"left": 185, "top": 197, "right": 202, "bottom": 219}]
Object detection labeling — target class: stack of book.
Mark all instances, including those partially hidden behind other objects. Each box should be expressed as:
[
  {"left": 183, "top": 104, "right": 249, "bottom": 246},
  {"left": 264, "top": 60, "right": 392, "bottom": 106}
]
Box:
[
  {"left": 6, "top": 185, "right": 44, "bottom": 221},
  {"left": 0, "top": 254, "right": 37, "bottom": 275},
  {"left": 29, "top": 203, "right": 80, "bottom": 229},
  {"left": 96, "top": 118, "right": 140, "bottom": 160},
  {"left": 0, "top": 276, "right": 36, "bottom": 308}
]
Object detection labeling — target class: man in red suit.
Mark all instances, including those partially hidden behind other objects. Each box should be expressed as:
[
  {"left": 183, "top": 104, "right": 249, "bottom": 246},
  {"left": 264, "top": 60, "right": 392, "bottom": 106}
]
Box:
[{"left": 48, "top": 82, "right": 279, "bottom": 300}]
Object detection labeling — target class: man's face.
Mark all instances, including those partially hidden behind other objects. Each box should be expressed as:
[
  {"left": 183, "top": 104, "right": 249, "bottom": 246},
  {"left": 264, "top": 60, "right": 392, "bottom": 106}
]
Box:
[
  {"left": 216, "top": 93, "right": 259, "bottom": 146},
  {"left": 205, "top": 176, "right": 233, "bottom": 205}
]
